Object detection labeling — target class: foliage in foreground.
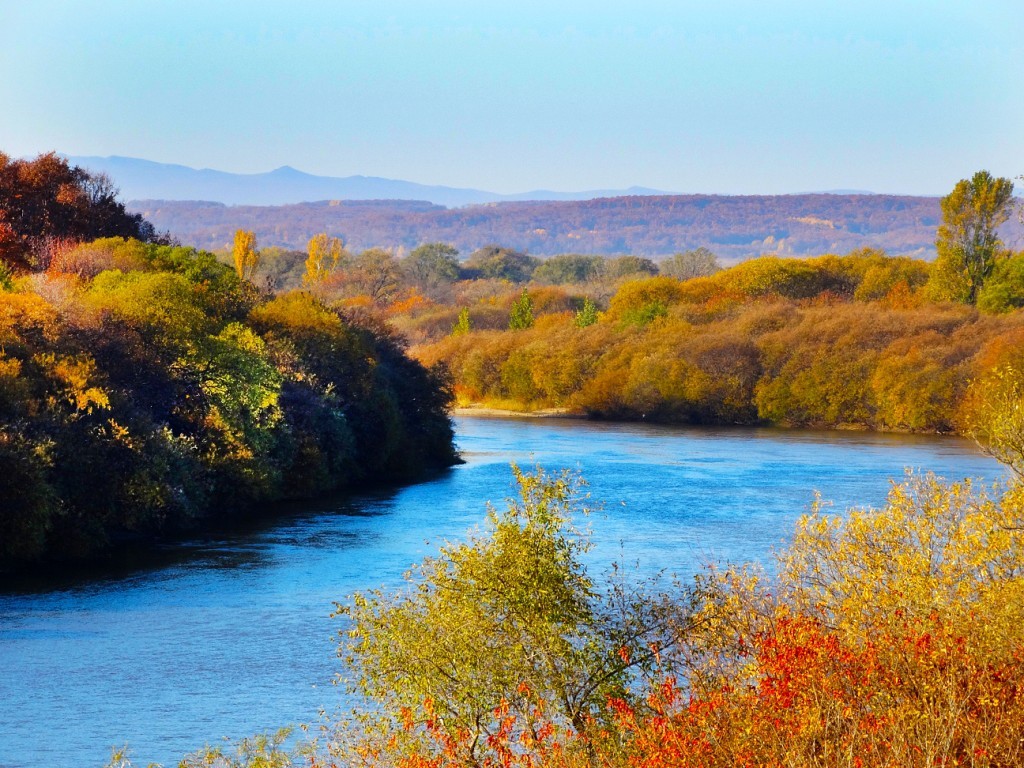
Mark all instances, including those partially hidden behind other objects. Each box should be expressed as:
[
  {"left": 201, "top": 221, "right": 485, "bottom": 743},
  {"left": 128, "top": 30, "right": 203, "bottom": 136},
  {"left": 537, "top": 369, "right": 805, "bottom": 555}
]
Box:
[
  {"left": 316, "top": 465, "right": 1024, "bottom": 768},
  {"left": 109, "top": 456, "right": 1024, "bottom": 768},
  {"left": 333, "top": 466, "right": 692, "bottom": 764}
]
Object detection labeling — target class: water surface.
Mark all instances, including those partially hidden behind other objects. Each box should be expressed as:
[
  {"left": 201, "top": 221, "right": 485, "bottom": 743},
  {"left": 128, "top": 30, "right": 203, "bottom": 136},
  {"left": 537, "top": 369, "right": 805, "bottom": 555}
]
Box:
[{"left": 0, "top": 417, "right": 1004, "bottom": 767}]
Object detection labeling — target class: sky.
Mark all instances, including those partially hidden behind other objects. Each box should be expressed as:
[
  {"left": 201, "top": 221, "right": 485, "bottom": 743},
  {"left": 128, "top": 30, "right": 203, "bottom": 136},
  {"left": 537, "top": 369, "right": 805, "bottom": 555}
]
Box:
[{"left": 2, "top": 1, "right": 1021, "bottom": 195}]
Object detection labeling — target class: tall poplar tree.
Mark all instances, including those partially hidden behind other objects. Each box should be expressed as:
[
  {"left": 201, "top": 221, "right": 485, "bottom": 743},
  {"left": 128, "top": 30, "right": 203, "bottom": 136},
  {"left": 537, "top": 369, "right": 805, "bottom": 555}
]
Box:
[{"left": 232, "top": 229, "right": 260, "bottom": 281}]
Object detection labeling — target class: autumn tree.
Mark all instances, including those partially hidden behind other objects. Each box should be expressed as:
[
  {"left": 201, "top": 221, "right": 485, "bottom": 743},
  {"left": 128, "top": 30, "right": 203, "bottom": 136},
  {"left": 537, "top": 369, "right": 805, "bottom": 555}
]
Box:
[
  {"left": 0, "top": 151, "right": 158, "bottom": 271},
  {"left": 605, "top": 275, "right": 684, "bottom": 326},
  {"left": 659, "top": 247, "right": 720, "bottom": 281},
  {"left": 302, "top": 232, "right": 344, "bottom": 285},
  {"left": 345, "top": 248, "right": 400, "bottom": 303},
  {"left": 232, "top": 229, "right": 260, "bottom": 282},
  {"left": 401, "top": 242, "right": 460, "bottom": 298},
  {"left": 334, "top": 466, "right": 691, "bottom": 766},
  {"left": 929, "top": 170, "right": 1015, "bottom": 303},
  {"left": 962, "top": 364, "right": 1024, "bottom": 477}
]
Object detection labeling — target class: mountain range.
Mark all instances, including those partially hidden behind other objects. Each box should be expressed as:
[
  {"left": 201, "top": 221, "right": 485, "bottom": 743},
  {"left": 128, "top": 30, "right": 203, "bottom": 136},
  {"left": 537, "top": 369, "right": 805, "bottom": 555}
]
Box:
[{"left": 67, "top": 156, "right": 668, "bottom": 208}]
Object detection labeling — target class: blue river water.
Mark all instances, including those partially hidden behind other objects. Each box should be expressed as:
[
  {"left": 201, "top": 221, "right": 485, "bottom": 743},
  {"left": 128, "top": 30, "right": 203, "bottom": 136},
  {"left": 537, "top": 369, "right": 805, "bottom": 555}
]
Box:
[{"left": 0, "top": 416, "right": 1006, "bottom": 767}]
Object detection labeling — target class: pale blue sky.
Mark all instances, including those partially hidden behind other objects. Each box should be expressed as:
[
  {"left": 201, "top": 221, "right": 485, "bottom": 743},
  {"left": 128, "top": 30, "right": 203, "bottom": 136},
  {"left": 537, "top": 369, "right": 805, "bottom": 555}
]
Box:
[{"left": 2, "top": 1, "right": 1021, "bottom": 194}]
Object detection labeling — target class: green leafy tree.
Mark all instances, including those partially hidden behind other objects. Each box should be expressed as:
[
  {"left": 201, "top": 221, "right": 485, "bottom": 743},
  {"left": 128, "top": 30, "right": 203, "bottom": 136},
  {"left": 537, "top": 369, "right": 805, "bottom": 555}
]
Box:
[
  {"left": 464, "top": 245, "right": 539, "bottom": 283},
  {"left": 193, "top": 322, "right": 282, "bottom": 459},
  {"left": 508, "top": 288, "right": 534, "bottom": 330},
  {"left": 86, "top": 269, "right": 212, "bottom": 344},
  {"left": 401, "top": 242, "right": 460, "bottom": 297},
  {"left": 977, "top": 252, "right": 1024, "bottom": 313},
  {"left": 533, "top": 253, "right": 605, "bottom": 284},
  {"left": 929, "top": 170, "right": 1015, "bottom": 303},
  {"left": 451, "top": 306, "right": 471, "bottom": 336},
  {"left": 334, "top": 466, "right": 691, "bottom": 765},
  {"left": 602, "top": 255, "right": 659, "bottom": 281},
  {"left": 574, "top": 296, "right": 599, "bottom": 328}
]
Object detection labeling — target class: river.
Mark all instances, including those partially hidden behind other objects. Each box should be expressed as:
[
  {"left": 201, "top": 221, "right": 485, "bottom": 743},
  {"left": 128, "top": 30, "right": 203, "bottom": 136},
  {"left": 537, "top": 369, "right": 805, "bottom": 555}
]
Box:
[{"left": 0, "top": 416, "right": 1006, "bottom": 767}]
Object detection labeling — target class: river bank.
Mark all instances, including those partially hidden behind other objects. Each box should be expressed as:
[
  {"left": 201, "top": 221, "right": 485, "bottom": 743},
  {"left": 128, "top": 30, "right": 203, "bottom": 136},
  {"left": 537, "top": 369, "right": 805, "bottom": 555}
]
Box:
[{"left": 452, "top": 405, "right": 583, "bottom": 419}]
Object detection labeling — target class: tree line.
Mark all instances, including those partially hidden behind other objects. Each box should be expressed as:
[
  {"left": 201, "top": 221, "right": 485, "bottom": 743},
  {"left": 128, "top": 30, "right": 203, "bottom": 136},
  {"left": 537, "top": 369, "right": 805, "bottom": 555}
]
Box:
[{"left": 132, "top": 191, "right": 968, "bottom": 260}]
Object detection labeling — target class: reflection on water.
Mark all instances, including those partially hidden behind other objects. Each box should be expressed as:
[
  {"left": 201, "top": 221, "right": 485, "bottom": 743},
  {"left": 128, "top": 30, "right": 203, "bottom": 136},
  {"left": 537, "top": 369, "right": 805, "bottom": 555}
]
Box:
[{"left": 0, "top": 416, "right": 1005, "bottom": 768}]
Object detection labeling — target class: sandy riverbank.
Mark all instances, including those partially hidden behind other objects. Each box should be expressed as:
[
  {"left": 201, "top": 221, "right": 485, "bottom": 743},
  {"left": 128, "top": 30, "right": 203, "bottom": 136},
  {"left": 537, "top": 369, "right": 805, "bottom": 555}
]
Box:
[{"left": 451, "top": 406, "right": 587, "bottom": 419}]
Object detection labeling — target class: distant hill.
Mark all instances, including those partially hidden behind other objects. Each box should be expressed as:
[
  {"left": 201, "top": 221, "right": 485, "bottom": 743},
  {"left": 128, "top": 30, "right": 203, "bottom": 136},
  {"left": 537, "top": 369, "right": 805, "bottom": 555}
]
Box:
[
  {"left": 126, "top": 193, "right": 1004, "bottom": 261},
  {"left": 67, "top": 156, "right": 668, "bottom": 207}
]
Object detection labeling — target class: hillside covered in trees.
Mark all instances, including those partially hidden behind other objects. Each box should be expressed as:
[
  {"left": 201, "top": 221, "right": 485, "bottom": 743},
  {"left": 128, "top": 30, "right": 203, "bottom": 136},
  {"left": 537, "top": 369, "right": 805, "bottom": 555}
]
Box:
[
  {"left": 0, "top": 153, "right": 458, "bottom": 569},
  {"left": 128, "top": 192, "right": 998, "bottom": 260},
  {"left": 2, "top": 155, "right": 1019, "bottom": 569}
]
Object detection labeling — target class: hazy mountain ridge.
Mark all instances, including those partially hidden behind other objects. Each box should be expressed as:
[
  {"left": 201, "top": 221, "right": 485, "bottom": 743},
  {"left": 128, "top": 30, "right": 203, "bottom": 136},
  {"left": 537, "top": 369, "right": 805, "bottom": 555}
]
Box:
[
  {"left": 127, "top": 193, "right": 993, "bottom": 260},
  {"left": 68, "top": 155, "right": 668, "bottom": 207},
  {"left": 68, "top": 156, "right": 1024, "bottom": 260}
]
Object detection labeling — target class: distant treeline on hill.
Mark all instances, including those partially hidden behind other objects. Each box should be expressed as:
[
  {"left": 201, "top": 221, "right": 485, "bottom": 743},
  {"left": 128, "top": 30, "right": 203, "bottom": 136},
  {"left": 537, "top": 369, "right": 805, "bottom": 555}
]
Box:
[{"left": 127, "top": 193, "right": 999, "bottom": 260}]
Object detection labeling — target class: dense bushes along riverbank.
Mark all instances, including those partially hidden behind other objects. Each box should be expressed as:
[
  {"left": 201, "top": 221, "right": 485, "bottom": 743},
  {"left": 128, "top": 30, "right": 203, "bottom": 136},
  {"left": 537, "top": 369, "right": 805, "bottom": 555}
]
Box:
[
  {"left": 413, "top": 253, "right": 1024, "bottom": 432},
  {"left": 0, "top": 236, "right": 457, "bottom": 569}
]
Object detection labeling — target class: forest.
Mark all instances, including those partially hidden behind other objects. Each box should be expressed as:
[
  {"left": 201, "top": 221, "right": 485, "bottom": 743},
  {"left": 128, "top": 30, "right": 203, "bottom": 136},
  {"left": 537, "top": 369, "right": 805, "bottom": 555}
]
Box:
[
  {"left": 132, "top": 192, "right": 970, "bottom": 260},
  {"left": 0, "top": 153, "right": 457, "bottom": 569},
  {"left": 3, "top": 154, "right": 1020, "bottom": 571},
  {"left": 412, "top": 252, "right": 1024, "bottom": 431}
]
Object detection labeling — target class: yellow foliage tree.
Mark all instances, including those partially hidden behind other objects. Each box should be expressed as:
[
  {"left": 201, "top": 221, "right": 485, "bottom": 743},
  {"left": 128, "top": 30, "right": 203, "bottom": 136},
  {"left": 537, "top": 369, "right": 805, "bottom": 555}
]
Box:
[
  {"left": 232, "top": 229, "right": 260, "bottom": 282},
  {"left": 781, "top": 475, "right": 1024, "bottom": 640},
  {"left": 33, "top": 352, "right": 110, "bottom": 414},
  {"left": 963, "top": 364, "right": 1024, "bottom": 477},
  {"left": 304, "top": 233, "right": 344, "bottom": 285}
]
